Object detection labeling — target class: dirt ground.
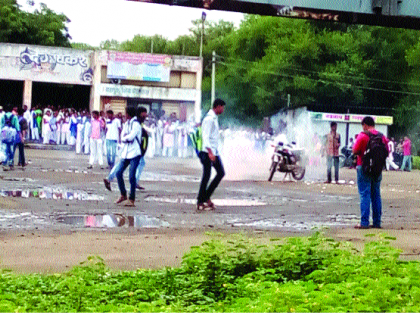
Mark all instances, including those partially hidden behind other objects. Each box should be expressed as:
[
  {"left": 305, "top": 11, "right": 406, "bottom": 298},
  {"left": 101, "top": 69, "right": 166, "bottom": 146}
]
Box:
[{"left": 0, "top": 148, "right": 419, "bottom": 274}]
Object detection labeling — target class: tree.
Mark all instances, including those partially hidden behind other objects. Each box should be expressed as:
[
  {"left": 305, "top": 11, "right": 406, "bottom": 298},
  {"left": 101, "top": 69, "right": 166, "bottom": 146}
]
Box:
[
  {"left": 99, "top": 39, "right": 121, "bottom": 51},
  {"left": 166, "top": 35, "right": 197, "bottom": 56},
  {"left": 0, "top": 0, "right": 23, "bottom": 43},
  {"left": 120, "top": 34, "right": 169, "bottom": 54},
  {"left": 71, "top": 42, "right": 97, "bottom": 50},
  {"left": 0, "top": 0, "right": 71, "bottom": 47}
]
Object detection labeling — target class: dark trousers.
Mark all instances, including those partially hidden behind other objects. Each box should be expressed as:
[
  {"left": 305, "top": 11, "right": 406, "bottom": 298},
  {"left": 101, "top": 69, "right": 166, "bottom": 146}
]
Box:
[
  {"left": 197, "top": 151, "right": 225, "bottom": 204},
  {"left": 327, "top": 156, "right": 339, "bottom": 182},
  {"left": 116, "top": 155, "right": 141, "bottom": 201},
  {"left": 13, "top": 142, "right": 25, "bottom": 166}
]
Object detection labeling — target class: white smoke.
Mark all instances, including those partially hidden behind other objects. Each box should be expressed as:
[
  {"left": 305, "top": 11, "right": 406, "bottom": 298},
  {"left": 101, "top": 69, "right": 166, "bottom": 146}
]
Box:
[{"left": 221, "top": 108, "right": 328, "bottom": 182}]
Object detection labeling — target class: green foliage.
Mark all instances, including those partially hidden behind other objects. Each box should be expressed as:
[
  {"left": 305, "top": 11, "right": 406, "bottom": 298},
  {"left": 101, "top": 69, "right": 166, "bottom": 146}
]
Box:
[
  {"left": 1, "top": 233, "right": 420, "bottom": 312},
  {"left": 71, "top": 42, "right": 97, "bottom": 51},
  {"left": 120, "top": 34, "right": 169, "bottom": 54},
  {"left": 4, "top": 0, "right": 420, "bottom": 134},
  {"left": 413, "top": 156, "right": 420, "bottom": 170},
  {"left": 0, "top": 0, "right": 70, "bottom": 47},
  {"left": 99, "top": 39, "right": 120, "bottom": 51}
]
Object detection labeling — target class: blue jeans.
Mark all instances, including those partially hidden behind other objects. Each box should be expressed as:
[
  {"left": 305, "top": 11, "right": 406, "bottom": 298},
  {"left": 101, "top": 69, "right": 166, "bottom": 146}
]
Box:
[
  {"left": 135, "top": 156, "right": 145, "bottom": 183},
  {"left": 108, "top": 156, "right": 145, "bottom": 184},
  {"left": 327, "top": 156, "right": 339, "bottom": 182},
  {"left": 401, "top": 155, "right": 412, "bottom": 171},
  {"left": 357, "top": 166, "right": 382, "bottom": 227},
  {"left": 116, "top": 155, "right": 141, "bottom": 201},
  {"left": 106, "top": 140, "right": 118, "bottom": 168},
  {"left": 3, "top": 142, "right": 15, "bottom": 166}
]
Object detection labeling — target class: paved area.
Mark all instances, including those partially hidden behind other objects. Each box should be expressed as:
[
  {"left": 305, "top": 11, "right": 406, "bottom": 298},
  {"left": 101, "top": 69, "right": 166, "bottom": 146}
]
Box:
[{"left": 0, "top": 148, "right": 419, "bottom": 273}]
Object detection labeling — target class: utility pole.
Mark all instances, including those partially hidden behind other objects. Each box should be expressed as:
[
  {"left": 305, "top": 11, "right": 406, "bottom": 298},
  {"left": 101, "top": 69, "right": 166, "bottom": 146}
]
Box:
[
  {"left": 345, "top": 108, "right": 350, "bottom": 147},
  {"left": 200, "top": 12, "right": 206, "bottom": 58},
  {"left": 211, "top": 50, "right": 216, "bottom": 106}
]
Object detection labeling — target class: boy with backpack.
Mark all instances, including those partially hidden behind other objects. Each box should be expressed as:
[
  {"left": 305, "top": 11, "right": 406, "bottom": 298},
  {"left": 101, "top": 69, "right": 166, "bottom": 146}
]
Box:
[
  {"left": 1, "top": 108, "right": 20, "bottom": 170},
  {"left": 352, "top": 116, "right": 389, "bottom": 229},
  {"left": 14, "top": 107, "right": 28, "bottom": 167}
]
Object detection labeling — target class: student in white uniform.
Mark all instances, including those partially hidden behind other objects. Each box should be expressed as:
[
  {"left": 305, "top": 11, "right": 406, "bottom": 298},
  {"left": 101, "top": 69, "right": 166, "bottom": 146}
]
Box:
[{"left": 105, "top": 110, "right": 121, "bottom": 169}]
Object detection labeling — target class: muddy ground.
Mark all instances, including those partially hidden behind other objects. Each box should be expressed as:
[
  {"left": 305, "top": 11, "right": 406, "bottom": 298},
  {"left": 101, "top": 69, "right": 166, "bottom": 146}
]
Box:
[{"left": 0, "top": 148, "right": 419, "bottom": 273}]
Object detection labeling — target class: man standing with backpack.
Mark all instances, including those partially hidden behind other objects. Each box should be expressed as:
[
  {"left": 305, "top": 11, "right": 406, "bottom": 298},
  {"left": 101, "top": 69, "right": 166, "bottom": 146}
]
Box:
[
  {"left": 1, "top": 107, "right": 20, "bottom": 170},
  {"left": 114, "top": 106, "right": 143, "bottom": 207},
  {"left": 14, "top": 107, "right": 28, "bottom": 167},
  {"left": 352, "top": 116, "right": 389, "bottom": 229}
]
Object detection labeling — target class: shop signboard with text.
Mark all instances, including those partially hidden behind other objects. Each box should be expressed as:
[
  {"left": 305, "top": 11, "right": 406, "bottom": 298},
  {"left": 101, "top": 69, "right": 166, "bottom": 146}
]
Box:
[
  {"left": 311, "top": 111, "right": 393, "bottom": 125},
  {"left": 0, "top": 43, "right": 93, "bottom": 85},
  {"left": 107, "top": 51, "right": 172, "bottom": 82},
  {"left": 100, "top": 84, "right": 196, "bottom": 101}
]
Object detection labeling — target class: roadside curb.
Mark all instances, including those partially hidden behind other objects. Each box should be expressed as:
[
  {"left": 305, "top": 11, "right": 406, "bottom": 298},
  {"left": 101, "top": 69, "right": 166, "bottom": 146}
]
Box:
[{"left": 24, "top": 143, "right": 75, "bottom": 151}]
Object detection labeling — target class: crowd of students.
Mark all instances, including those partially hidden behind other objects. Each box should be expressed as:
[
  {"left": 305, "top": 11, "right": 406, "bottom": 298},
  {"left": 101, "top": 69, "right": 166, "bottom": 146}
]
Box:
[
  {"left": 19, "top": 105, "right": 200, "bottom": 161},
  {"left": 0, "top": 104, "right": 205, "bottom": 170}
]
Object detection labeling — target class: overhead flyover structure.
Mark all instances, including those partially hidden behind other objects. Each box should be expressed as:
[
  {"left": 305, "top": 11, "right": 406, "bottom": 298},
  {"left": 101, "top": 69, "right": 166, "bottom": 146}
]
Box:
[{"left": 128, "top": 0, "right": 420, "bottom": 29}]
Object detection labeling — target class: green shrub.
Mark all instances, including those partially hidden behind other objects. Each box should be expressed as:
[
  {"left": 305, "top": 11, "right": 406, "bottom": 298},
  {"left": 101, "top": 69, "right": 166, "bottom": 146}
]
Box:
[
  {"left": 1, "top": 233, "right": 420, "bottom": 312},
  {"left": 413, "top": 156, "right": 420, "bottom": 170}
]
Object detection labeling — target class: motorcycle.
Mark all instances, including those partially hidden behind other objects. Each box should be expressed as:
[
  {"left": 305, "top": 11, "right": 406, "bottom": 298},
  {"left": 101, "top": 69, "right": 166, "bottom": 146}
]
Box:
[
  {"left": 339, "top": 146, "right": 356, "bottom": 168},
  {"left": 268, "top": 136, "right": 306, "bottom": 181}
]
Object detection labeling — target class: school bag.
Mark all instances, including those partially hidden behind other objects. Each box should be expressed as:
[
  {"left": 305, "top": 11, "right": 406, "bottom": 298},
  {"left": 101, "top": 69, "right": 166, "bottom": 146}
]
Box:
[
  {"left": 1, "top": 114, "right": 17, "bottom": 144},
  {"left": 188, "top": 126, "right": 202, "bottom": 157},
  {"left": 362, "top": 131, "right": 388, "bottom": 177},
  {"left": 133, "top": 124, "right": 149, "bottom": 157},
  {"left": 1, "top": 126, "right": 17, "bottom": 144},
  {"left": 126, "top": 120, "right": 148, "bottom": 157}
]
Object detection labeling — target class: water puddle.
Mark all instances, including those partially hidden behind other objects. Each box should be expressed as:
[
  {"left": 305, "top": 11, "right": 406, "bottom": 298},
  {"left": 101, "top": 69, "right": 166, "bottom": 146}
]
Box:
[
  {"left": 144, "top": 196, "right": 267, "bottom": 206},
  {"left": 0, "top": 211, "right": 169, "bottom": 229},
  {"left": 56, "top": 213, "right": 169, "bottom": 228},
  {"left": 0, "top": 188, "right": 104, "bottom": 201},
  {"left": 0, "top": 212, "right": 50, "bottom": 229}
]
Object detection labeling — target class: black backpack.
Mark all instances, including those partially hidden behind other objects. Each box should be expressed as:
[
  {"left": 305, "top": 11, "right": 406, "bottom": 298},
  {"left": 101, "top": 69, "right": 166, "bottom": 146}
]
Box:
[
  {"left": 4, "top": 114, "right": 13, "bottom": 127},
  {"left": 362, "top": 131, "right": 388, "bottom": 177}
]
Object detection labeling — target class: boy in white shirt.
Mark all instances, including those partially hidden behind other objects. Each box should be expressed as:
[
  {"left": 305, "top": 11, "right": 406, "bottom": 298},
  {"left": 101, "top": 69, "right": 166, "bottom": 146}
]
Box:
[
  {"left": 114, "top": 106, "right": 142, "bottom": 207},
  {"left": 197, "top": 99, "right": 226, "bottom": 211},
  {"left": 105, "top": 110, "right": 121, "bottom": 169}
]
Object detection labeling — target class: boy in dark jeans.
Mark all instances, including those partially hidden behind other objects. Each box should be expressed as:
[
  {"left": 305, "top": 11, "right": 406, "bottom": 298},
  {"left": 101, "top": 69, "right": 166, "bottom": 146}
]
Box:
[
  {"left": 197, "top": 99, "right": 226, "bottom": 211},
  {"left": 15, "top": 107, "right": 28, "bottom": 167}
]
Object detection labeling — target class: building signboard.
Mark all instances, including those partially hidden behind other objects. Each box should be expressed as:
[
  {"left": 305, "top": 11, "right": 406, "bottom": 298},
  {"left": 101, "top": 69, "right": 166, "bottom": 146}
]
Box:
[
  {"left": 0, "top": 43, "right": 93, "bottom": 85},
  {"left": 311, "top": 112, "right": 393, "bottom": 125},
  {"left": 107, "top": 51, "right": 172, "bottom": 82},
  {"left": 100, "top": 83, "right": 196, "bottom": 101},
  {"left": 172, "top": 56, "right": 201, "bottom": 72}
]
